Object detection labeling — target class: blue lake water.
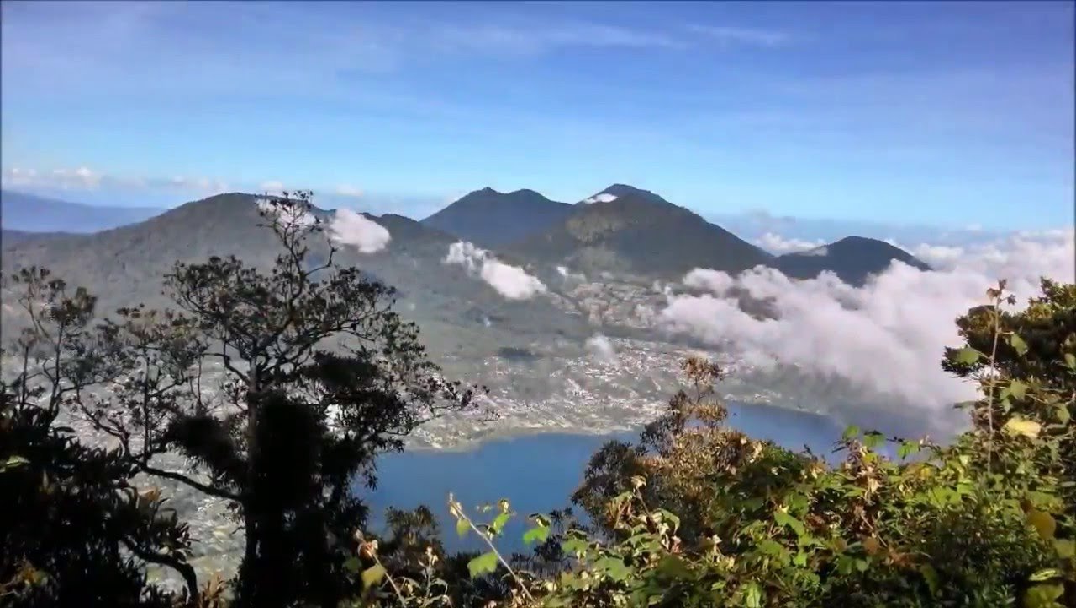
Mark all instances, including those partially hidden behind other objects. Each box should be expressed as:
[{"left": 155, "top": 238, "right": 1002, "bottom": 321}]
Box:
[{"left": 357, "top": 401, "right": 918, "bottom": 553}]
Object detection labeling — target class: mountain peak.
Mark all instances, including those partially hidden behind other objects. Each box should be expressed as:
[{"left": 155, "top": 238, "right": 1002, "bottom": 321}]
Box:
[
  {"left": 605, "top": 183, "right": 645, "bottom": 194},
  {"left": 422, "top": 187, "right": 571, "bottom": 248},
  {"left": 832, "top": 235, "right": 884, "bottom": 247},
  {"left": 581, "top": 184, "right": 670, "bottom": 206},
  {"left": 775, "top": 235, "right": 931, "bottom": 286},
  {"left": 512, "top": 190, "right": 771, "bottom": 280}
]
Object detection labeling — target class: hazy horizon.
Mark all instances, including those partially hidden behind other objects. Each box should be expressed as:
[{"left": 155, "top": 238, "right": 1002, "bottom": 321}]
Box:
[{"left": 2, "top": 1, "right": 1073, "bottom": 232}]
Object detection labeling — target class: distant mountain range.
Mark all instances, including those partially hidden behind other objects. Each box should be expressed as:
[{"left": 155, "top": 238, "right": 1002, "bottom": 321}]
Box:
[
  {"left": 0, "top": 192, "right": 591, "bottom": 367},
  {"left": 505, "top": 184, "right": 774, "bottom": 279},
  {"left": 419, "top": 183, "right": 928, "bottom": 285},
  {"left": 1, "top": 185, "right": 931, "bottom": 297},
  {"left": 1, "top": 190, "right": 164, "bottom": 232}
]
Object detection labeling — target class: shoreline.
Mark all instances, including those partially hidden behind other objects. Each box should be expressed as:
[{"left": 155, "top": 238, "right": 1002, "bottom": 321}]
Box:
[{"left": 404, "top": 397, "right": 828, "bottom": 454}]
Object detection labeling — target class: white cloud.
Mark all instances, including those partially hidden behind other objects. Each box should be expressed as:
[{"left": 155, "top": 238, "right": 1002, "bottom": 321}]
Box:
[
  {"left": 3, "top": 166, "right": 102, "bottom": 190},
  {"left": 658, "top": 228, "right": 1076, "bottom": 419},
  {"left": 259, "top": 180, "right": 285, "bottom": 194},
  {"left": 2, "top": 166, "right": 234, "bottom": 194},
  {"left": 582, "top": 192, "right": 618, "bottom": 204},
  {"left": 328, "top": 209, "right": 392, "bottom": 253},
  {"left": 432, "top": 23, "right": 688, "bottom": 56},
  {"left": 1, "top": 167, "right": 37, "bottom": 187},
  {"left": 686, "top": 25, "right": 792, "bottom": 48},
  {"left": 585, "top": 334, "right": 619, "bottom": 365},
  {"left": 683, "top": 268, "right": 735, "bottom": 295},
  {"left": 907, "top": 244, "right": 964, "bottom": 266},
  {"left": 799, "top": 245, "right": 829, "bottom": 257},
  {"left": 443, "top": 241, "right": 547, "bottom": 300},
  {"left": 754, "top": 231, "right": 826, "bottom": 254}
]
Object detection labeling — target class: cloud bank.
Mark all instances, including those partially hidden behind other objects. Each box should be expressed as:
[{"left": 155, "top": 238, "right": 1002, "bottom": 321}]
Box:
[
  {"left": 443, "top": 241, "right": 547, "bottom": 300},
  {"left": 328, "top": 209, "right": 392, "bottom": 253},
  {"left": 659, "top": 228, "right": 1075, "bottom": 414}
]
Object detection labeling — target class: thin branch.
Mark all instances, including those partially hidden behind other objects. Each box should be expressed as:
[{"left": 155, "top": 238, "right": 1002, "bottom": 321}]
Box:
[
  {"left": 120, "top": 536, "right": 199, "bottom": 600},
  {"left": 139, "top": 464, "right": 241, "bottom": 502}
]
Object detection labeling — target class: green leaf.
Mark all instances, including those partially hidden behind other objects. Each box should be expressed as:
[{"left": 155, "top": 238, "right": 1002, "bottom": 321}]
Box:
[
  {"left": 523, "top": 525, "right": 550, "bottom": 545},
  {"left": 467, "top": 551, "right": 499, "bottom": 578},
  {"left": 954, "top": 347, "right": 982, "bottom": 365},
  {"left": 594, "top": 555, "right": 631, "bottom": 582},
  {"left": 1003, "top": 417, "right": 1042, "bottom": 438},
  {"left": 1008, "top": 333, "right": 1029, "bottom": 356},
  {"left": 743, "top": 582, "right": 762, "bottom": 608},
  {"left": 842, "top": 425, "right": 860, "bottom": 441},
  {"left": 343, "top": 557, "right": 362, "bottom": 573},
  {"left": 919, "top": 565, "right": 939, "bottom": 597},
  {"left": 655, "top": 555, "right": 694, "bottom": 580},
  {"left": 1056, "top": 406, "right": 1070, "bottom": 424},
  {"left": 1029, "top": 568, "right": 1060, "bottom": 582},
  {"left": 0, "top": 455, "right": 30, "bottom": 472},
  {"left": 1065, "top": 353, "right": 1076, "bottom": 370},
  {"left": 456, "top": 518, "right": 469, "bottom": 538},
  {"left": 1008, "top": 379, "right": 1028, "bottom": 401},
  {"left": 758, "top": 539, "right": 785, "bottom": 557},
  {"left": 1027, "top": 510, "right": 1058, "bottom": 541},
  {"left": 897, "top": 440, "right": 920, "bottom": 459},
  {"left": 489, "top": 512, "right": 510, "bottom": 536},
  {"left": 561, "top": 538, "right": 588, "bottom": 555},
  {"left": 774, "top": 511, "right": 805, "bottom": 537},
  {"left": 360, "top": 564, "right": 386, "bottom": 589},
  {"left": 1023, "top": 583, "right": 1064, "bottom": 608},
  {"left": 862, "top": 431, "right": 885, "bottom": 450},
  {"left": 1053, "top": 539, "right": 1075, "bottom": 559}
]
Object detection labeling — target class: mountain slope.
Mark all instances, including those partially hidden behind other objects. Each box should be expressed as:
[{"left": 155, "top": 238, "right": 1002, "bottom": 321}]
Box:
[
  {"left": 773, "top": 236, "right": 931, "bottom": 286},
  {"left": 0, "top": 190, "right": 164, "bottom": 233},
  {"left": 0, "top": 192, "right": 590, "bottom": 364},
  {"left": 509, "top": 184, "right": 774, "bottom": 280},
  {"left": 422, "top": 187, "right": 573, "bottom": 248},
  {"left": 0, "top": 193, "right": 455, "bottom": 310}
]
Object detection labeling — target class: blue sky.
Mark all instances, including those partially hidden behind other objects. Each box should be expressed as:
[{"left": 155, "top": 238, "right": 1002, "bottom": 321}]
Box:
[{"left": 1, "top": 1, "right": 1073, "bottom": 230}]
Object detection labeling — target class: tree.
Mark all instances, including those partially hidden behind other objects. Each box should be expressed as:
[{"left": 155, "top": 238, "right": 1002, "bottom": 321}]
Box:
[
  {"left": 0, "top": 272, "right": 192, "bottom": 608},
  {"left": 6, "top": 192, "right": 479, "bottom": 607},
  {"left": 943, "top": 280, "right": 1076, "bottom": 512}
]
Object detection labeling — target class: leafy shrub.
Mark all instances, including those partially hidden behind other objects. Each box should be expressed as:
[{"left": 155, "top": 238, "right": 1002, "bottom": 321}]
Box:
[{"left": 357, "top": 280, "right": 1074, "bottom": 608}]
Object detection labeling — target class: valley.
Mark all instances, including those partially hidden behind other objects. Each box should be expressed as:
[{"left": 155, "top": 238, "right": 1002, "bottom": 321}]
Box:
[{"left": 0, "top": 185, "right": 945, "bottom": 592}]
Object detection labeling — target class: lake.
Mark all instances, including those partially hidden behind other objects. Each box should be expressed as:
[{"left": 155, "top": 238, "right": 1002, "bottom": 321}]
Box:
[{"left": 358, "top": 400, "right": 926, "bottom": 553}]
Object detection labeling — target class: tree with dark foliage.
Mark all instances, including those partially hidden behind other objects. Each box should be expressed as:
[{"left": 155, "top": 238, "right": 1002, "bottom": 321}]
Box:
[
  {"left": 2, "top": 192, "right": 479, "bottom": 607},
  {"left": 0, "top": 273, "right": 192, "bottom": 608}
]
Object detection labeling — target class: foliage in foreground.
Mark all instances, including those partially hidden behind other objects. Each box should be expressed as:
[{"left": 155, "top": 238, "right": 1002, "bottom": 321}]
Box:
[
  {"left": 1, "top": 191, "right": 1072, "bottom": 607},
  {"left": 362, "top": 281, "right": 1075, "bottom": 608}
]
